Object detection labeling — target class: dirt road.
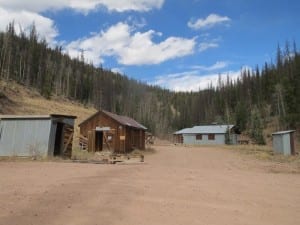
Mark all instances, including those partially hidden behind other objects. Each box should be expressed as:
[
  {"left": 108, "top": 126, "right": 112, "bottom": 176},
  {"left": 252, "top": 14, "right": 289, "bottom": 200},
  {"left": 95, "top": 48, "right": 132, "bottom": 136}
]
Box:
[{"left": 1, "top": 145, "right": 299, "bottom": 225}]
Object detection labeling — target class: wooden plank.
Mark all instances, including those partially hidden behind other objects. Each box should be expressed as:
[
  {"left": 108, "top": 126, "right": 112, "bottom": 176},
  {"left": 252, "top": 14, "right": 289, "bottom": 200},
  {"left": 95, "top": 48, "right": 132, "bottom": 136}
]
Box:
[
  {"left": 63, "top": 132, "right": 73, "bottom": 154},
  {"left": 103, "top": 133, "right": 111, "bottom": 150},
  {"left": 120, "top": 135, "right": 125, "bottom": 140},
  {"left": 88, "top": 131, "right": 95, "bottom": 152}
]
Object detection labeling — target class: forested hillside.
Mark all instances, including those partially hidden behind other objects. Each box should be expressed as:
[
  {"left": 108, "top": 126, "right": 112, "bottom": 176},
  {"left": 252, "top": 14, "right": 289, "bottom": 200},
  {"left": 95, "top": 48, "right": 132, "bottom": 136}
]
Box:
[{"left": 0, "top": 24, "right": 299, "bottom": 142}]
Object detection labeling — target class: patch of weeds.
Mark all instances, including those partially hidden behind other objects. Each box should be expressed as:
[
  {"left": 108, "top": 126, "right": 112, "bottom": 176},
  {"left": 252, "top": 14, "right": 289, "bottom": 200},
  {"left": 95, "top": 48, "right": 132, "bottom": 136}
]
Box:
[
  {"left": 71, "top": 147, "right": 95, "bottom": 160},
  {"left": 228, "top": 145, "right": 300, "bottom": 164}
]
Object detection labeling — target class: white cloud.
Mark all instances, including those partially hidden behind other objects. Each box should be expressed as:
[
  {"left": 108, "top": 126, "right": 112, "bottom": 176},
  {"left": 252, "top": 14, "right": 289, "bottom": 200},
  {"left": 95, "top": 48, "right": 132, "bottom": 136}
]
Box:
[
  {"left": 0, "top": 0, "right": 164, "bottom": 13},
  {"left": 92, "top": 0, "right": 164, "bottom": 12},
  {"left": 191, "top": 61, "right": 229, "bottom": 71},
  {"left": 188, "top": 13, "right": 230, "bottom": 30},
  {"left": 0, "top": 7, "right": 58, "bottom": 44},
  {"left": 126, "top": 16, "right": 147, "bottom": 29},
  {"left": 65, "top": 22, "right": 196, "bottom": 66},
  {"left": 199, "top": 42, "right": 219, "bottom": 52},
  {"left": 152, "top": 69, "right": 243, "bottom": 92},
  {"left": 0, "top": 0, "right": 164, "bottom": 45},
  {"left": 111, "top": 67, "right": 124, "bottom": 74}
]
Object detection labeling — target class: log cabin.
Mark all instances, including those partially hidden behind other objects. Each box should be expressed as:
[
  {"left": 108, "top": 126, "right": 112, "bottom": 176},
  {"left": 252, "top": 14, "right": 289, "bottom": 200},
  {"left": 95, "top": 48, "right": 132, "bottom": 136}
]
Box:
[{"left": 78, "top": 110, "right": 147, "bottom": 153}]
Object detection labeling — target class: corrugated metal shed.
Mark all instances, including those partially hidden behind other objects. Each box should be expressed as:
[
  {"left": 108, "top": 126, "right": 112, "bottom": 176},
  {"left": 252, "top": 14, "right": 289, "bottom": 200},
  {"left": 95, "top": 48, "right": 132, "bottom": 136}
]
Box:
[
  {"left": 0, "top": 114, "right": 76, "bottom": 158},
  {"left": 272, "top": 130, "right": 296, "bottom": 155}
]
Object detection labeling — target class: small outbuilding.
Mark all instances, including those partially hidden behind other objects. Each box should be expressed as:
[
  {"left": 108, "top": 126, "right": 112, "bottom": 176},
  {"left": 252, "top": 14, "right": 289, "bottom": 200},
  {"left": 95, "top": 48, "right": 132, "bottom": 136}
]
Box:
[
  {"left": 174, "top": 125, "right": 238, "bottom": 145},
  {"left": 272, "top": 130, "right": 296, "bottom": 155},
  {"left": 0, "top": 114, "right": 76, "bottom": 158},
  {"left": 78, "top": 110, "right": 147, "bottom": 153}
]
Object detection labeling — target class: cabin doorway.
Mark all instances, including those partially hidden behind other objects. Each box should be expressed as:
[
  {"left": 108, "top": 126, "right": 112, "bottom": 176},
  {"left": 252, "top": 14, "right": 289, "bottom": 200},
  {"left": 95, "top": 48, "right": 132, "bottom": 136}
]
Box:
[
  {"left": 54, "top": 122, "right": 64, "bottom": 156},
  {"left": 95, "top": 131, "right": 103, "bottom": 151}
]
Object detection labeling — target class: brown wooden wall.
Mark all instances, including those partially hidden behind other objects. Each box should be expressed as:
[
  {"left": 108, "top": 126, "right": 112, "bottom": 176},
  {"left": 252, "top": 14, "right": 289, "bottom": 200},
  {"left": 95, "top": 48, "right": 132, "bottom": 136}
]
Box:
[
  {"left": 79, "top": 112, "right": 145, "bottom": 152},
  {"left": 173, "top": 134, "right": 183, "bottom": 144}
]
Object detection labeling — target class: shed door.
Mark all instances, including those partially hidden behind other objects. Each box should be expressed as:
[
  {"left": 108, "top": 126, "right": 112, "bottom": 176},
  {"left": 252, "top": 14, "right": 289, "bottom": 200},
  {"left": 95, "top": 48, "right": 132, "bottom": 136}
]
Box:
[{"left": 54, "top": 122, "right": 64, "bottom": 156}]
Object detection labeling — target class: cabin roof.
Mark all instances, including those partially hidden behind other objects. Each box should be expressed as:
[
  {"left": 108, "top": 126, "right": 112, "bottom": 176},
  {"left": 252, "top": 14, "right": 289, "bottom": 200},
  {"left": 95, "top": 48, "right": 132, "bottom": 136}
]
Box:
[{"left": 78, "top": 110, "right": 147, "bottom": 130}]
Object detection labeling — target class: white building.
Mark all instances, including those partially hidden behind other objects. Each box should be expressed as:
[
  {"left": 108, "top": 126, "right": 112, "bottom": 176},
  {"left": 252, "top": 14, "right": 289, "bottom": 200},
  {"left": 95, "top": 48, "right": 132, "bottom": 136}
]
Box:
[{"left": 174, "top": 125, "right": 238, "bottom": 145}]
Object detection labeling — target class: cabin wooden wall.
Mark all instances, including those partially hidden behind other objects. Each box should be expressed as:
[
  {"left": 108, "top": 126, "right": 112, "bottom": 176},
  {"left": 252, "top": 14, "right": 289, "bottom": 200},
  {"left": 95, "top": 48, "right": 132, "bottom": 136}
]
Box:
[
  {"left": 124, "top": 128, "right": 145, "bottom": 151},
  {"left": 173, "top": 134, "right": 183, "bottom": 144}
]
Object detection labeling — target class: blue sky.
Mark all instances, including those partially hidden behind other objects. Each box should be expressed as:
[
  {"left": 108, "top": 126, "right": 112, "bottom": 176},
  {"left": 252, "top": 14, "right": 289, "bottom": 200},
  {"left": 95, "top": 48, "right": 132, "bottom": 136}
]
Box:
[{"left": 0, "top": 0, "right": 299, "bottom": 91}]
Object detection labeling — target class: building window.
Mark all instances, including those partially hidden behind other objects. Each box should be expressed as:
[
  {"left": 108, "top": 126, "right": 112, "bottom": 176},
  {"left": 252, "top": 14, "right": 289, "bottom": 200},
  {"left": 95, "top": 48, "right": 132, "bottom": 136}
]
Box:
[
  {"left": 196, "top": 134, "right": 202, "bottom": 140},
  {"left": 208, "top": 134, "right": 215, "bottom": 140}
]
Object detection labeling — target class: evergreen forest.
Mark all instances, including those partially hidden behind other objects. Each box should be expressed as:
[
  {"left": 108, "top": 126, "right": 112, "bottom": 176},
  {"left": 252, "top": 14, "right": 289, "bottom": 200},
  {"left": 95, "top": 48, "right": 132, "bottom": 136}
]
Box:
[{"left": 0, "top": 24, "right": 299, "bottom": 143}]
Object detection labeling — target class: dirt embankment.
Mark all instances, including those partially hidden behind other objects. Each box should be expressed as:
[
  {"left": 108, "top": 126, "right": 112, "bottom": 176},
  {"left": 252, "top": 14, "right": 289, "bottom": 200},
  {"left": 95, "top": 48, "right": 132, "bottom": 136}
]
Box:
[{"left": 1, "top": 145, "right": 299, "bottom": 225}]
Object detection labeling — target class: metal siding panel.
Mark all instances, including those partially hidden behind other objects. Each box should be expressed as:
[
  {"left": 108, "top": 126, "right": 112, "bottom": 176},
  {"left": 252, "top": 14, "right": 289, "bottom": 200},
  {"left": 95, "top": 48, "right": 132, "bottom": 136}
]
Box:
[
  {"left": 48, "top": 122, "right": 56, "bottom": 156},
  {"left": 195, "top": 134, "right": 208, "bottom": 144},
  {"left": 282, "top": 134, "right": 291, "bottom": 155},
  {"left": 215, "top": 134, "right": 225, "bottom": 144},
  {"left": 230, "top": 134, "right": 238, "bottom": 145},
  {"left": 0, "top": 120, "right": 12, "bottom": 155},
  {"left": 183, "top": 134, "right": 195, "bottom": 144},
  {"left": 183, "top": 134, "right": 225, "bottom": 145},
  {"left": 0, "top": 119, "right": 52, "bottom": 157},
  {"left": 272, "top": 135, "right": 284, "bottom": 154}
]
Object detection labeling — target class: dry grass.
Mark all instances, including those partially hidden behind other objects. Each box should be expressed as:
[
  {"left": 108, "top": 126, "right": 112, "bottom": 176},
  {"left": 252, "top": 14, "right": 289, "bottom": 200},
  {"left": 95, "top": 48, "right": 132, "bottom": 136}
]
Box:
[
  {"left": 71, "top": 148, "right": 96, "bottom": 160},
  {"left": 225, "top": 144, "right": 300, "bottom": 164},
  {"left": 0, "top": 79, "right": 96, "bottom": 119}
]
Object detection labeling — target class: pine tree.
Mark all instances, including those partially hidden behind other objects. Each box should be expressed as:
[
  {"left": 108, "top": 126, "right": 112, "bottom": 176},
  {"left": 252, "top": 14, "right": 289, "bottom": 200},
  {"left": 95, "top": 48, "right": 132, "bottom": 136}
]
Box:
[{"left": 249, "top": 108, "right": 266, "bottom": 145}]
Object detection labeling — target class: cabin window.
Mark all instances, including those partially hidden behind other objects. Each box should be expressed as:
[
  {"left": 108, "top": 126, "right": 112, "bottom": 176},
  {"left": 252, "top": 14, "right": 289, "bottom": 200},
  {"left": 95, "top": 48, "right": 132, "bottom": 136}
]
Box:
[
  {"left": 208, "top": 134, "right": 215, "bottom": 140},
  {"left": 196, "top": 134, "right": 202, "bottom": 140}
]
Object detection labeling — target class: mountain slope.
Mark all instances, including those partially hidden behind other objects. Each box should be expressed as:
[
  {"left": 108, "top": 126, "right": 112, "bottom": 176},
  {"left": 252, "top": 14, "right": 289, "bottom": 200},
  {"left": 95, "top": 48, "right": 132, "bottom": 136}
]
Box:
[
  {"left": 0, "top": 79, "right": 97, "bottom": 139},
  {"left": 0, "top": 26, "right": 299, "bottom": 142}
]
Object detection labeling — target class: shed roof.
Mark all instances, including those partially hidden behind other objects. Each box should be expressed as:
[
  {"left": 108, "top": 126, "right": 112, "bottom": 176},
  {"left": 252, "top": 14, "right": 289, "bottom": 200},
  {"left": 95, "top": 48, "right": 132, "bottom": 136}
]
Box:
[
  {"left": 0, "top": 114, "right": 76, "bottom": 120},
  {"left": 272, "top": 130, "right": 296, "bottom": 135},
  {"left": 174, "top": 125, "right": 234, "bottom": 134},
  {"left": 78, "top": 110, "right": 147, "bottom": 130}
]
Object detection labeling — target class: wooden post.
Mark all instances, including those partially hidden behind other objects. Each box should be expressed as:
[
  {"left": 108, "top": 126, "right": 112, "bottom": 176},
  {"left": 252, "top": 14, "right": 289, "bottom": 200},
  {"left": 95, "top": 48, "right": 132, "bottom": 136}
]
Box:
[{"left": 88, "top": 130, "right": 95, "bottom": 152}]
